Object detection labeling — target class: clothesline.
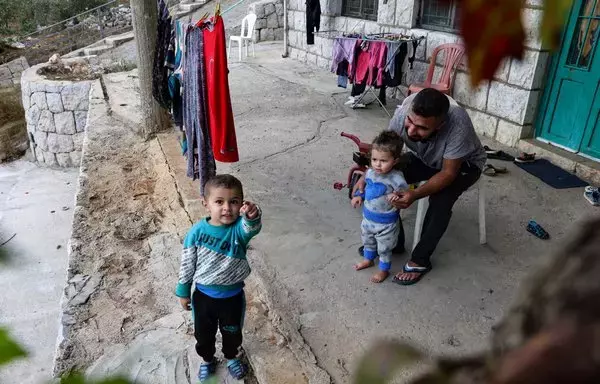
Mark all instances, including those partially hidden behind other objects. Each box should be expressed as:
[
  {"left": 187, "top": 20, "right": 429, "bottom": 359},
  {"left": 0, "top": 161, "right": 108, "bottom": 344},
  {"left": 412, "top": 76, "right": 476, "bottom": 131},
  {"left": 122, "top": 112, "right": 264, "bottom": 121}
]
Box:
[
  {"left": 314, "top": 30, "right": 425, "bottom": 44},
  {"left": 221, "top": 0, "right": 248, "bottom": 16}
]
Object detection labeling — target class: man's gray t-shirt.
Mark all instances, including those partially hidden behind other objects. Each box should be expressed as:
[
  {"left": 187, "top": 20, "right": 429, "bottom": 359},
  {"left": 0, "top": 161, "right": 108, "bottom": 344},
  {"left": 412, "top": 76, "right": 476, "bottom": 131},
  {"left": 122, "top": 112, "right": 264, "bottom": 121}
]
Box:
[{"left": 388, "top": 94, "right": 487, "bottom": 170}]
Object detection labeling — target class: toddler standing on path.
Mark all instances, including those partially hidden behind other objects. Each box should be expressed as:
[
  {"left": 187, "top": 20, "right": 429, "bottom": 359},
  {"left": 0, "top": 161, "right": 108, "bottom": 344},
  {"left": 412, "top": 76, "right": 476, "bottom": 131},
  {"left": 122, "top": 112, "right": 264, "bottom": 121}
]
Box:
[
  {"left": 352, "top": 131, "right": 408, "bottom": 283},
  {"left": 176, "top": 174, "right": 262, "bottom": 383}
]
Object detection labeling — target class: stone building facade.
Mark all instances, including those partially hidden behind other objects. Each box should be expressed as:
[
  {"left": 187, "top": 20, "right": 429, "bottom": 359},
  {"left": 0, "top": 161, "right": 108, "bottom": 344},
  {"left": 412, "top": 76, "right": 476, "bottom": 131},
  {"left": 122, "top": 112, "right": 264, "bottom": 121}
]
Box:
[
  {"left": 249, "top": 0, "right": 286, "bottom": 42},
  {"left": 285, "top": 0, "right": 548, "bottom": 149}
]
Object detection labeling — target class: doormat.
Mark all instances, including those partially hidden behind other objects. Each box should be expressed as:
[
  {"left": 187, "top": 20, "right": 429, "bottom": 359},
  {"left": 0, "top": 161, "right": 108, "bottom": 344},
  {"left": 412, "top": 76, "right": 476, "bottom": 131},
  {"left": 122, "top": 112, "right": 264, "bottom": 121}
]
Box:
[{"left": 515, "top": 159, "right": 588, "bottom": 189}]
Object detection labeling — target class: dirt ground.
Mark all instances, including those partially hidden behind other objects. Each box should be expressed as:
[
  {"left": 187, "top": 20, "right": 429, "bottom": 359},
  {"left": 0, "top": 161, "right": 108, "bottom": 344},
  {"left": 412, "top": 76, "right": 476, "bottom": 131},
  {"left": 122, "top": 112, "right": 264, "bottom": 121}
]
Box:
[{"left": 53, "top": 99, "right": 192, "bottom": 374}]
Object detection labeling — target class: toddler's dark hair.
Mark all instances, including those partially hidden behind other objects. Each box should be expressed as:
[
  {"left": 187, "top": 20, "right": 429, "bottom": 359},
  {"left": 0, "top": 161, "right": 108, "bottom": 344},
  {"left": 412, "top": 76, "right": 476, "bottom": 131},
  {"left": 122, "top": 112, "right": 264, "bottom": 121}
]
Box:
[
  {"left": 371, "top": 130, "right": 404, "bottom": 159},
  {"left": 204, "top": 174, "right": 244, "bottom": 198}
]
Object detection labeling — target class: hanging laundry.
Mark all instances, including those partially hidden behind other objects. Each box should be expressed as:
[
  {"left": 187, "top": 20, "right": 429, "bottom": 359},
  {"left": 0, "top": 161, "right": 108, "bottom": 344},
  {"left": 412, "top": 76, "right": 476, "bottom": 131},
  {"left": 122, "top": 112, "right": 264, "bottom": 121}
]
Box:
[
  {"left": 384, "top": 42, "right": 407, "bottom": 87},
  {"left": 366, "top": 41, "right": 388, "bottom": 87},
  {"left": 331, "top": 37, "right": 355, "bottom": 73},
  {"left": 306, "top": 0, "right": 321, "bottom": 45},
  {"left": 166, "top": 20, "right": 186, "bottom": 128},
  {"left": 182, "top": 25, "right": 216, "bottom": 196},
  {"left": 152, "top": 0, "right": 173, "bottom": 109},
  {"left": 202, "top": 15, "right": 239, "bottom": 163}
]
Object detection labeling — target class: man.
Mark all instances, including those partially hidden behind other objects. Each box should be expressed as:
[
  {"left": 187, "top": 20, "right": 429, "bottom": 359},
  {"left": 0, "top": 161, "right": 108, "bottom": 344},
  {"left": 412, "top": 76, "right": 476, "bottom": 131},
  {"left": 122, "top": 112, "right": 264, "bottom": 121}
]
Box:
[{"left": 354, "top": 88, "right": 486, "bottom": 285}]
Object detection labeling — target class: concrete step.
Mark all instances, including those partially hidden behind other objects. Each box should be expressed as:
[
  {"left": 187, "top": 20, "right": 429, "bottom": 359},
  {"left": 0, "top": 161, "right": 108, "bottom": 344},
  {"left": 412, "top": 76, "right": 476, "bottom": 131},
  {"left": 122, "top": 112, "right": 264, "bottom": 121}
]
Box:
[
  {"left": 518, "top": 138, "right": 600, "bottom": 185},
  {"left": 83, "top": 45, "right": 113, "bottom": 56},
  {"left": 105, "top": 32, "right": 135, "bottom": 48}
]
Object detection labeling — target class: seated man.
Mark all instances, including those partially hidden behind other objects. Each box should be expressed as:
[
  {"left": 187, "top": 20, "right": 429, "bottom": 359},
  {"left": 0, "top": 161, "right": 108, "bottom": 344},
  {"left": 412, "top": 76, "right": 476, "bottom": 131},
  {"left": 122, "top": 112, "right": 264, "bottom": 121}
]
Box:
[{"left": 354, "top": 88, "right": 487, "bottom": 285}]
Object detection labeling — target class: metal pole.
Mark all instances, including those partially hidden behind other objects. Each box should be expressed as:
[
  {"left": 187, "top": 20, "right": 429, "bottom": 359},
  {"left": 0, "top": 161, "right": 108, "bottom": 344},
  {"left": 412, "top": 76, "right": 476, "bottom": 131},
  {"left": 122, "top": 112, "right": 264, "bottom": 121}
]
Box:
[{"left": 282, "top": 0, "right": 288, "bottom": 57}]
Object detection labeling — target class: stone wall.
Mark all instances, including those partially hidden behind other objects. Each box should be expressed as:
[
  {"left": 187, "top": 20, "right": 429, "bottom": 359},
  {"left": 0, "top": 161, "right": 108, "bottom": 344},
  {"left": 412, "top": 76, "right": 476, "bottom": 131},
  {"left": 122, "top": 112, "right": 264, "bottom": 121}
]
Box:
[
  {"left": 0, "top": 57, "right": 29, "bottom": 88},
  {"left": 249, "top": 0, "right": 285, "bottom": 42},
  {"left": 286, "top": 0, "right": 548, "bottom": 148},
  {"left": 21, "top": 61, "right": 92, "bottom": 168}
]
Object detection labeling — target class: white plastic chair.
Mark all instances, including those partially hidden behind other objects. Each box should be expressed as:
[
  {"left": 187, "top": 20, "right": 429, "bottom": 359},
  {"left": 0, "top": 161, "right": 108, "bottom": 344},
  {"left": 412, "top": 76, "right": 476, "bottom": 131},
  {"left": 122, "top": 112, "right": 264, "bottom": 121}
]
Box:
[
  {"left": 228, "top": 13, "right": 257, "bottom": 61},
  {"left": 412, "top": 178, "right": 486, "bottom": 250}
]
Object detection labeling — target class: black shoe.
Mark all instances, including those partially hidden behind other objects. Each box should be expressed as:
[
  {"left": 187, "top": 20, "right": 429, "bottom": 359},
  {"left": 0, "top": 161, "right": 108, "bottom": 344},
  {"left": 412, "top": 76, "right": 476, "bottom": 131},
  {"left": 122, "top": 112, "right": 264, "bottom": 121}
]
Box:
[{"left": 358, "top": 245, "right": 405, "bottom": 257}]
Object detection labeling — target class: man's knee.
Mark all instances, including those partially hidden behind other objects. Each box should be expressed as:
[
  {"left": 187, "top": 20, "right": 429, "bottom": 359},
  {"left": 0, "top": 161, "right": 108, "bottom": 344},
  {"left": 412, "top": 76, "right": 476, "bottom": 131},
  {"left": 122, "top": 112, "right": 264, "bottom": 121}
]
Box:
[{"left": 428, "top": 191, "right": 458, "bottom": 211}]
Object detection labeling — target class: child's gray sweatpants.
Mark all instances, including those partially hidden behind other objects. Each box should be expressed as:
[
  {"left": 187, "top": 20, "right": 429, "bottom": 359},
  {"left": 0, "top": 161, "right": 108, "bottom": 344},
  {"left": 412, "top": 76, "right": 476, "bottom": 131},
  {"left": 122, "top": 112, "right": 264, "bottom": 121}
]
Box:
[{"left": 361, "top": 218, "right": 399, "bottom": 271}]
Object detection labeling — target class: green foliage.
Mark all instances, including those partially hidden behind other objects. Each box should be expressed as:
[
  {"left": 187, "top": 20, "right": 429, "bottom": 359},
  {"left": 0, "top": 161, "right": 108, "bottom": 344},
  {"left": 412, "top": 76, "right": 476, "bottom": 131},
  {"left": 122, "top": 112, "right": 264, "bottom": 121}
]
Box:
[
  {"left": 0, "top": 0, "right": 108, "bottom": 36},
  {"left": 0, "top": 327, "right": 28, "bottom": 366},
  {"left": 353, "top": 340, "right": 424, "bottom": 384},
  {"left": 59, "top": 372, "right": 134, "bottom": 384}
]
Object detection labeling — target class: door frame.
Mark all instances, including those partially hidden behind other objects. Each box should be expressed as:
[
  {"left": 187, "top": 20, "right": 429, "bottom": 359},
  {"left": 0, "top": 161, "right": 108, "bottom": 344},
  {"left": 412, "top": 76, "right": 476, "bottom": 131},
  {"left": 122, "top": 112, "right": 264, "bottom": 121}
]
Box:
[{"left": 535, "top": 1, "right": 583, "bottom": 144}]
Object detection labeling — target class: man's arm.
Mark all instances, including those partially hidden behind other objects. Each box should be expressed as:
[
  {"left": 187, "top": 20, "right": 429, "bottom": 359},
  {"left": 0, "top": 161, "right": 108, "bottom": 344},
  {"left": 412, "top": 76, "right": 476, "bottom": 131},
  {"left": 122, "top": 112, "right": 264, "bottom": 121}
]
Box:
[
  {"left": 413, "top": 158, "right": 461, "bottom": 199},
  {"left": 394, "top": 158, "right": 462, "bottom": 209}
]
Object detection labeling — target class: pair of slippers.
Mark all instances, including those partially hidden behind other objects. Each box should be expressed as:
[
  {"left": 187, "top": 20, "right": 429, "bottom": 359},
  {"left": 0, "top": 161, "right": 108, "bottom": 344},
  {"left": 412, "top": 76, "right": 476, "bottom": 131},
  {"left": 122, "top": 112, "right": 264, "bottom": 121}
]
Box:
[{"left": 485, "top": 146, "right": 537, "bottom": 163}]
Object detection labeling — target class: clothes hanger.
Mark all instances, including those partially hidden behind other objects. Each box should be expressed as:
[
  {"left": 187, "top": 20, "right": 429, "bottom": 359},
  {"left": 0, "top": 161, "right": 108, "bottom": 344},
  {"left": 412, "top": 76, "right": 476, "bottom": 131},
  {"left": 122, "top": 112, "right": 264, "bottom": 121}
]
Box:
[{"left": 195, "top": 12, "right": 210, "bottom": 26}]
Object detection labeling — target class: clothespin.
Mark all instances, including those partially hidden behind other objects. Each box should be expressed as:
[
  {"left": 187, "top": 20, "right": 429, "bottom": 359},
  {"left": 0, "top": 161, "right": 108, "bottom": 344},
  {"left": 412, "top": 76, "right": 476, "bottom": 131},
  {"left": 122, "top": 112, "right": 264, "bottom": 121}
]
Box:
[{"left": 214, "top": 2, "right": 221, "bottom": 18}]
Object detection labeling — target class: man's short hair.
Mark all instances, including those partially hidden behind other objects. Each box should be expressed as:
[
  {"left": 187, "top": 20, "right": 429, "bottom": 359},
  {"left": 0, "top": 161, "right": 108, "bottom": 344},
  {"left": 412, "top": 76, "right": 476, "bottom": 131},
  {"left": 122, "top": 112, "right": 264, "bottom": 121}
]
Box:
[
  {"left": 411, "top": 88, "right": 450, "bottom": 119},
  {"left": 204, "top": 174, "right": 244, "bottom": 197}
]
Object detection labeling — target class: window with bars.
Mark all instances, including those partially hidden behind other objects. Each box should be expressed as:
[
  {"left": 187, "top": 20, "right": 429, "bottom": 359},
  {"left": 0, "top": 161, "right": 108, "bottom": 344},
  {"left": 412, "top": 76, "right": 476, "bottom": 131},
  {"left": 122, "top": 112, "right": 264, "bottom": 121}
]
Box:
[
  {"left": 341, "top": 0, "right": 378, "bottom": 21},
  {"left": 418, "top": 0, "right": 460, "bottom": 32}
]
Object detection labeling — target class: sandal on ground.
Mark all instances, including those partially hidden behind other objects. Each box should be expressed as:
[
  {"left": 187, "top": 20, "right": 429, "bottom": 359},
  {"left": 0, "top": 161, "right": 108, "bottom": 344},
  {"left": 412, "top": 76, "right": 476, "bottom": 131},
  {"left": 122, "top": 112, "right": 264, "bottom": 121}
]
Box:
[
  {"left": 198, "top": 359, "right": 217, "bottom": 383},
  {"left": 392, "top": 263, "right": 431, "bottom": 286},
  {"left": 515, "top": 152, "right": 536, "bottom": 163},
  {"left": 227, "top": 358, "right": 248, "bottom": 380},
  {"left": 483, "top": 164, "right": 508, "bottom": 176},
  {"left": 526, "top": 220, "right": 550, "bottom": 240},
  {"left": 584, "top": 186, "right": 600, "bottom": 206},
  {"left": 484, "top": 146, "right": 515, "bottom": 161}
]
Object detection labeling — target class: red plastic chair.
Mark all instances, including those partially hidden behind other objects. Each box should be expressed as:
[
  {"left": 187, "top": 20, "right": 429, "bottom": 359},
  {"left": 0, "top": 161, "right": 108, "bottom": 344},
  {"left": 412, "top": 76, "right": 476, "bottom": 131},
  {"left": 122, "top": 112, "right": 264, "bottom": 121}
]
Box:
[{"left": 408, "top": 43, "right": 465, "bottom": 96}]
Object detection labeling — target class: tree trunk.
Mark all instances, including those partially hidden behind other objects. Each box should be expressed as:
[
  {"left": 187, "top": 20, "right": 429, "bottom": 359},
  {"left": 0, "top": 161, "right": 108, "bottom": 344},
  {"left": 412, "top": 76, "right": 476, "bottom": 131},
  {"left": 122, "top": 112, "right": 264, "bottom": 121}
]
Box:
[{"left": 130, "top": 0, "right": 169, "bottom": 138}]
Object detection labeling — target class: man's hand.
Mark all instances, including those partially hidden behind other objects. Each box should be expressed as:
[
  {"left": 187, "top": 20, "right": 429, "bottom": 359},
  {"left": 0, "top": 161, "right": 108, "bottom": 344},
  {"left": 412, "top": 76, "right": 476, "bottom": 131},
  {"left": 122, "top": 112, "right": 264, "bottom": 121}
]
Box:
[
  {"left": 392, "top": 189, "right": 417, "bottom": 209},
  {"left": 351, "top": 175, "right": 366, "bottom": 198},
  {"left": 351, "top": 196, "right": 363, "bottom": 208},
  {"left": 179, "top": 297, "right": 191, "bottom": 311},
  {"left": 241, "top": 201, "right": 259, "bottom": 219}
]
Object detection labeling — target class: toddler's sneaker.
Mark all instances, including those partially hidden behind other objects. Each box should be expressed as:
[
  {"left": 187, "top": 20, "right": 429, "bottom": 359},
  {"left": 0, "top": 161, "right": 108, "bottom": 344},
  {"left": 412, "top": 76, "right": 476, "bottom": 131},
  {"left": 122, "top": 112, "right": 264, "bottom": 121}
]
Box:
[
  {"left": 198, "top": 358, "right": 217, "bottom": 383},
  {"left": 227, "top": 358, "right": 248, "bottom": 380},
  {"left": 584, "top": 186, "right": 600, "bottom": 206}
]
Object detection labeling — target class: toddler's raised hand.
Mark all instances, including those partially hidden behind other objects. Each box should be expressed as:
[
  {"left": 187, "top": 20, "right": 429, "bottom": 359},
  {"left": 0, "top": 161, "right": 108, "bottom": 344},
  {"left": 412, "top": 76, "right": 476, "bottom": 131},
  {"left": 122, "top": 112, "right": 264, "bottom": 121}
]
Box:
[{"left": 241, "top": 201, "right": 259, "bottom": 219}]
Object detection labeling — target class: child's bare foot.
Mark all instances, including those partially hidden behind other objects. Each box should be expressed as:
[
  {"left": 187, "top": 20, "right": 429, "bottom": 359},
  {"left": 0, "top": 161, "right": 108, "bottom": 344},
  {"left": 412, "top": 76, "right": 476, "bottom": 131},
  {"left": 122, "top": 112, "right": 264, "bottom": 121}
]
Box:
[
  {"left": 354, "top": 259, "right": 374, "bottom": 270},
  {"left": 371, "top": 270, "right": 389, "bottom": 283}
]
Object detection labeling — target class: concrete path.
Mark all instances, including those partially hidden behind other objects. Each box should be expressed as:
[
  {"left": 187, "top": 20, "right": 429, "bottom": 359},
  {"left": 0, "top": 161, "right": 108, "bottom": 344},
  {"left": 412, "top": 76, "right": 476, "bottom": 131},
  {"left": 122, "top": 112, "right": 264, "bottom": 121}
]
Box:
[
  {"left": 47, "top": 41, "right": 600, "bottom": 384},
  {"left": 212, "top": 45, "right": 599, "bottom": 383},
  {"left": 0, "top": 160, "right": 77, "bottom": 384}
]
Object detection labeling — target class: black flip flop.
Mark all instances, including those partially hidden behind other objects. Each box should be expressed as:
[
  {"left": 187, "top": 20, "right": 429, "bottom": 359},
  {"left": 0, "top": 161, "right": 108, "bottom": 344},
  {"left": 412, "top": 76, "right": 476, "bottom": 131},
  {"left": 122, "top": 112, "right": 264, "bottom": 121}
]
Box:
[
  {"left": 392, "top": 263, "right": 431, "bottom": 286},
  {"left": 487, "top": 151, "right": 515, "bottom": 161}
]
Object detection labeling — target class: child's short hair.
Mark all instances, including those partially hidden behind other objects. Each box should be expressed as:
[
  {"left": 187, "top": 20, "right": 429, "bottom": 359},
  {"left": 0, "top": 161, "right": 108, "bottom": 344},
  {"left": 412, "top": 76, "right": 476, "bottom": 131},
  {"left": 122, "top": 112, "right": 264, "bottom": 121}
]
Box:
[
  {"left": 371, "top": 131, "right": 404, "bottom": 159},
  {"left": 204, "top": 174, "right": 244, "bottom": 197}
]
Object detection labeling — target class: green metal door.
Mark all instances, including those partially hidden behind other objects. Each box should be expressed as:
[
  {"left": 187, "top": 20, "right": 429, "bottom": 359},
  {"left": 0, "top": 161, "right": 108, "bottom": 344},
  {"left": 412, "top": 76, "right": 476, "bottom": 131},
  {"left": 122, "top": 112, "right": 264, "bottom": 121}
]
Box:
[{"left": 538, "top": 0, "right": 600, "bottom": 159}]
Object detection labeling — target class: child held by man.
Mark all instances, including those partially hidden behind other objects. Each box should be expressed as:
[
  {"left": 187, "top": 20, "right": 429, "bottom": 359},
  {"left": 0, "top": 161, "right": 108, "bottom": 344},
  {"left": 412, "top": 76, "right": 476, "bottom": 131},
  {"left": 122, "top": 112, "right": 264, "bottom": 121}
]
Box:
[
  {"left": 176, "top": 174, "right": 261, "bottom": 382},
  {"left": 352, "top": 131, "right": 408, "bottom": 283}
]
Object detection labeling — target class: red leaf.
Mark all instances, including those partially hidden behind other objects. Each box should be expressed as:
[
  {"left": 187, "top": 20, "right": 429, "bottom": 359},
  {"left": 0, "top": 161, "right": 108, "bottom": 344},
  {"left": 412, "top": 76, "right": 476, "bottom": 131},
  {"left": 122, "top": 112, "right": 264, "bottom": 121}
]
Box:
[{"left": 455, "top": 0, "right": 525, "bottom": 86}]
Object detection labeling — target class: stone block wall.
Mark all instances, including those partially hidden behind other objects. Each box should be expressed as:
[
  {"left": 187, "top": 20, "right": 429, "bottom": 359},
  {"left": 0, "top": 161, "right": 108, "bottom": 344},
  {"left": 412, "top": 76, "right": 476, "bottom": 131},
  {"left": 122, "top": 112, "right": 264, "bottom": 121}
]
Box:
[
  {"left": 286, "top": 0, "right": 549, "bottom": 148},
  {"left": 0, "top": 57, "right": 29, "bottom": 88},
  {"left": 21, "top": 62, "right": 92, "bottom": 168},
  {"left": 249, "top": 0, "right": 285, "bottom": 42}
]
